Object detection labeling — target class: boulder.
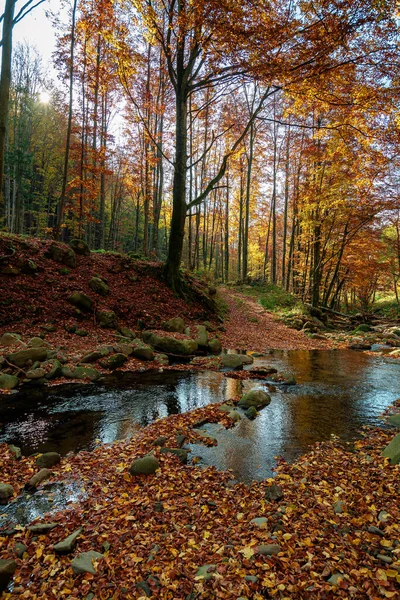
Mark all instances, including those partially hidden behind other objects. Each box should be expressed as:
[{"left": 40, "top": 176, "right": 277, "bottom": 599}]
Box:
[
  {"left": 27, "top": 522, "right": 58, "bottom": 534},
  {"left": 25, "top": 468, "right": 53, "bottom": 490},
  {"left": 43, "top": 359, "right": 62, "bottom": 379},
  {"left": 0, "top": 373, "right": 19, "bottom": 390},
  {"left": 61, "top": 366, "right": 101, "bottom": 381},
  {"left": 144, "top": 332, "right": 198, "bottom": 356},
  {"left": 27, "top": 337, "right": 48, "bottom": 348},
  {"left": 71, "top": 551, "right": 104, "bottom": 575},
  {"left": 132, "top": 342, "right": 155, "bottom": 361},
  {"left": 36, "top": 452, "right": 61, "bottom": 468},
  {"left": 80, "top": 348, "right": 110, "bottom": 364},
  {"left": 382, "top": 432, "right": 400, "bottom": 465},
  {"left": 163, "top": 317, "right": 185, "bottom": 333},
  {"left": 228, "top": 410, "right": 241, "bottom": 422},
  {"left": 238, "top": 389, "right": 271, "bottom": 409},
  {"left": 67, "top": 292, "right": 93, "bottom": 312},
  {"left": 256, "top": 544, "right": 281, "bottom": 556},
  {"left": 118, "top": 326, "right": 136, "bottom": 340},
  {"left": 26, "top": 368, "right": 46, "bottom": 379},
  {"left": 251, "top": 517, "right": 268, "bottom": 527},
  {"left": 245, "top": 406, "right": 258, "bottom": 419},
  {"left": 18, "top": 259, "right": 38, "bottom": 274},
  {"left": 89, "top": 277, "right": 109, "bottom": 296},
  {"left": 54, "top": 527, "right": 83, "bottom": 554},
  {"left": 113, "top": 343, "right": 133, "bottom": 356},
  {"left": 0, "top": 484, "right": 14, "bottom": 505},
  {"left": 0, "top": 333, "right": 22, "bottom": 347},
  {"left": 265, "top": 483, "right": 284, "bottom": 502},
  {"left": 388, "top": 414, "right": 400, "bottom": 428},
  {"left": 7, "top": 347, "right": 48, "bottom": 368},
  {"left": 154, "top": 353, "right": 169, "bottom": 366},
  {"left": 159, "top": 447, "right": 189, "bottom": 464},
  {"left": 221, "top": 354, "right": 245, "bottom": 369},
  {"left": 14, "top": 543, "right": 27, "bottom": 558},
  {"left": 98, "top": 310, "right": 117, "bottom": 329},
  {"left": 99, "top": 353, "right": 127, "bottom": 370},
  {"left": 8, "top": 445, "right": 21, "bottom": 460},
  {"left": 129, "top": 454, "right": 159, "bottom": 475},
  {"left": 208, "top": 338, "right": 222, "bottom": 354},
  {"left": 0, "top": 559, "right": 17, "bottom": 591},
  {"left": 69, "top": 239, "right": 90, "bottom": 256},
  {"left": 203, "top": 321, "right": 218, "bottom": 332},
  {"left": 46, "top": 242, "right": 76, "bottom": 268},
  {"left": 193, "top": 325, "right": 208, "bottom": 347}
]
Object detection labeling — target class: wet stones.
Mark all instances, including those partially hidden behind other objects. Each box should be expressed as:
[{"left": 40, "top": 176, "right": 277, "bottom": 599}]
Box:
[
  {"left": 238, "top": 389, "right": 271, "bottom": 409},
  {"left": 25, "top": 468, "right": 53, "bottom": 490}
]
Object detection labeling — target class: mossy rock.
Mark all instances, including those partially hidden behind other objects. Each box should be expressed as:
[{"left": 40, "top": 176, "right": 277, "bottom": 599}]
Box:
[
  {"left": 160, "top": 447, "right": 189, "bottom": 464},
  {"left": 27, "top": 337, "right": 48, "bottom": 348},
  {"left": 163, "top": 317, "right": 185, "bottom": 333},
  {"left": 43, "top": 359, "right": 62, "bottom": 380},
  {"left": 88, "top": 277, "right": 109, "bottom": 296},
  {"left": 99, "top": 353, "right": 127, "bottom": 370},
  {"left": 0, "top": 373, "right": 19, "bottom": 391},
  {"left": 132, "top": 343, "right": 155, "bottom": 361},
  {"left": 208, "top": 338, "right": 222, "bottom": 354},
  {"left": 382, "top": 432, "right": 400, "bottom": 465},
  {"left": 61, "top": 366, "right": 100, "bottom": 381},
  {"left": 129, "top": 454, "right": 159, "bottom": 475},
  {"left": 67, "top": 292, "right": 93, "bottom": 312},
  {"left": 221, "top": 354, "right": 244, "bottom": 369},
  {"left": 353, "top": 324, "right": 372, "bottom": 334},
  {"left": 98, "top": 311, "right": 117, "bottom": 329},
  {"left": 143, "top": 332, "right": 198, "bottom": 355},
  {"left": 18, "top": 259, "right": 38, "bottom": 274},
  {"left": 7, "top": 347, "right": 48, "bottom": 368},
  {"left": 45, "top": 242, "right": 76, "bottom": 268},
  {"left": 245, "top": 406, "right": 258, "bottom": 419},
  {"left": 118, "top": 326, "right": 136, "bottom": 340},
  {"left": 69, "top": 239, "right": 90, "bottom": 256},
  {"left": 238, "top": 389, "right": 271, "bottom": 409},
  {"left": 0, "top": 333, "right": 22, "bottom": 347}
]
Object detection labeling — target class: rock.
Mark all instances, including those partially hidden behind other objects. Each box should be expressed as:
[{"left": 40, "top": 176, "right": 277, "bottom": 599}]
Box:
[
  {"left": 46, "top": 242, "right": 76, "bottom": 268},
  {"left": 80, "top": 348, "right": 110, "bottom": 363},
  {"left": 382, "top": 433, "right": 400, "bottom": 464},
  {"left": 219, "top": 403, "right": 235, "bottom": 413},
  {"left": 327, "top": 573, "right": 344, "bottom": 586},
  {"left": 98, "top": 310, "right": 117, "bottom": 329},
  {"left": 333, "top": 500, "right": 346, "bottom": 514},
  {"left": 176, "top": 434, "right": 186, "bottom": 448},
  {"left": 0, "top": 333, "right": 22, "bottom": 347},
  {"left": 36, "top": 452, "right": 61, "bottom": 468},
  {"left": 245, "top": 406, "right": 258, "bottom": 419},
  {"left": 203, "top": 321, "right": 218, "bottom": 332},
  {"left": 377, "top": 554, "right": 392, "bottom": 564},
  {"left": 42, "top": 324, "right": 57, "bottom": 332},
  {"left": 388, "top": 414, "right": 400, "bottom": 428},
  {"left": 154, "top": 502, "right": 163, "bottom": 513},
  {"left": 7, "top": 347, "right": 48, "bottom": 368},
  {"left": 0, "top": 373, "right": 19, "bottom": 390},
  {"left": 132, "top": 343, "right": 155, "bottom": 361},
  {"left": 71, "top": 550, "right": 104, "bottom": 575},
  {"left": 160, "top": 447, "right": 189, "bottom": 464},
  {"left": 14, "top": 543, "right": 27, "bottom": 558},
  {"left": 26, "top": 368, "right": 46, "bottom": 380},
  {"left": 113, "top": 343, "right": 133, "bottom": 356},
  {"left": 221, "top": 354, "right": 245, "bottom": 369},
  {"left": 195, "top": 564, "right": 216, "bottom": 580},
  {"left": 118, "top": 327, "right": 136, "bottom": 340},
  {"left": 1, "top": 264, "right": 21, "bottom": 275},
  {"left": 256, "top": 544, "right": 281, "bottom": 556},
  {"left": 75, "top": 329, "right": 88, "bottom": 337},
  {"left": 69, "top": 239, "right": 90, "bottom": 256},
  {"left": 228, "top": 410, "right": 241, "bottom": 422},
  {"left": 61, "top": 366, "right": 101, "bottom": 381},
  {"left": 101, "top": 540, "right": 111, "bottom": 552},
  {"left": 208, "top": 338, "right": 222, "bottom": 354},
  {"left": 248, "top": 366, "right": 278, "bottom": 376},
  {"left": 163, "top": 317, "right": 185, "bottom": 333},
  {"left": 43, "top": 359, "right": 62, "bottom": 379},
  {"left": 0, "top": 484, "right": 14, "bottom": 504},
  {"left": 378, "top": 510, "right": 390, "bottom": 523},
  {"left": 0, "top": 559, "right": 17, "bottom": 591},
  {"left": 67, "top": 292, "right": 93, "bottom": 312},
  {"left": 27, "top": 337, "right": 48, "bottom": 348},
  {"left": 154, "top": 353, "right": 169, "bottom": 366},
  {"left": 28, "top": 522, "right": 58, "bottom": 534},
  {"left": 241, "top": 355, "right": 254, "bottom": 365},
  {"left": 8, "top": 445, "right": 21, "bottom": 460},
  {"left": 238, "top": 389, "right": 271, "bottom": 409},
  {"left": 89, "top": 277, "right": 109, "bottom": 296},
  {"left": 129, "top": 454, "right": 159, "bottom": 475},
  {"left": 367, "top": 526, "right": 385, "bottom": 536},
  {"left": 143, "top": 332, "right": 198, "bottom": 356},
  {"left": 244, "top": 575, "right": 258, "bottom": 583},
  {"left": 353, "top": 324, "right": 372, "bottom": 334},
  {"left": 54, "top": 527, "right": 83, "bottom": 554},
  {"left": 251, "top": 517, "right": 268, "bottom": 527},
  {"left": 25, "top": 468, "right": 53, "bottom": 490},
  {"left": 348, "top": 339, "right": 371, "bottom": 350},
  {"left": 99, "top": 353, "right": 127, "bottom": 370},
  {"left": 18, "top": 259, "right": 38, "bottom": 274},
  {"left": 136, "top": 581, "right": 152, "bottom": 597},
  {"left": 193, "top": 325, "right": 208, "bottom": 347},
  {"left": 192, "top": 429, "right": 217, "bottom": 445},
  {"left": 153, "top": 436, "right": 167, "bottom": 447},
  {"left": 265, "top": 483, "right": 284, "bottom": 502}
]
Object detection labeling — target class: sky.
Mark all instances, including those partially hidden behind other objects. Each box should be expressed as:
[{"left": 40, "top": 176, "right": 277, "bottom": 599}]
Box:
[{"left": 12, "top": 0, "right": 62, "bottom": 73}]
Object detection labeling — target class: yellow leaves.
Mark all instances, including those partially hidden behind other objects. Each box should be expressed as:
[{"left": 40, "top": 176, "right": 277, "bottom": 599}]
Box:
[
  {"left": 385, "top": 569, "right": 398, "bottom": 578},
  {"left": 282, "top": 533, "right": 292, "bottom": 541},
  {"left": 203, "top": 530, "right": 211, "bottom": 539},
  {"left": 380, "top": 539, "right": 393, "bottom": 548},
  {"left": 236, "top": 512, "right": 244, "bottom": 521},
  {"left": 240, "top": 545, "right": 255, "bottom": 560},
  {"left": 35, "top": 547, "right": 43, "bottom": 559}
]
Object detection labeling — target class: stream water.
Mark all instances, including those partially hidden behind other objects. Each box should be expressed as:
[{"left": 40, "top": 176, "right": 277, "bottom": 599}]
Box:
[{"left": 1, "top": 350, "right": 399, "bottom": 486}]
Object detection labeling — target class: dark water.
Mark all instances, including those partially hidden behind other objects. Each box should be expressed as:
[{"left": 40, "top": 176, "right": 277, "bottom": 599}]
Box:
[{"left": 1, "top": 350, "right": 399, "bottom": 484}]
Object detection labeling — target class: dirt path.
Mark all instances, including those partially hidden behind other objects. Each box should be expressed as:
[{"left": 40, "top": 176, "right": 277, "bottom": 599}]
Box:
[{"left": 219, "top": 287, "right": 333, "bottom": 351}]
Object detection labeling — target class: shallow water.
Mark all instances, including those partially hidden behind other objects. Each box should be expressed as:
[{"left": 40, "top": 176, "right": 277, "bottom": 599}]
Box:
[{"left": 1, "top": 350, "right": 399, "bottom": 484}]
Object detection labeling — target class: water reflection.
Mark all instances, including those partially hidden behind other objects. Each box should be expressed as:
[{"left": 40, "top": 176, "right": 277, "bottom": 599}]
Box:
[{"left": 0, "top": 351, "right": 399, "bottom": 483}]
